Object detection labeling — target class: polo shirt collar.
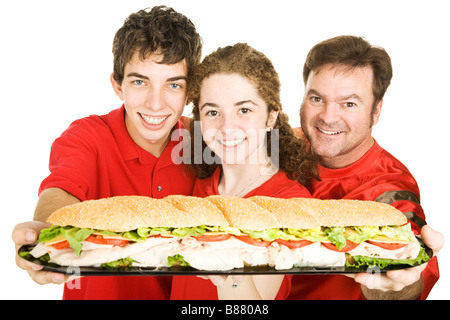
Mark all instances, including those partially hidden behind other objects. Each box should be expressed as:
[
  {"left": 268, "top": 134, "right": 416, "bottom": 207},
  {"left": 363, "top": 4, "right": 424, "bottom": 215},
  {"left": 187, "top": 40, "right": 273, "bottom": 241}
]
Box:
[{"left": 317, "top": 139, "right": 383, "bottom": 179}]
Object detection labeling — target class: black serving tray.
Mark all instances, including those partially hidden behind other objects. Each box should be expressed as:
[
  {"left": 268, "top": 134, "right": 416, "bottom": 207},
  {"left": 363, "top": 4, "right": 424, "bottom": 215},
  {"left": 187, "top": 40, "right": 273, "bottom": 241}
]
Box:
[{"left": 18, "top": 237, "right": 432, "bottom": 276}]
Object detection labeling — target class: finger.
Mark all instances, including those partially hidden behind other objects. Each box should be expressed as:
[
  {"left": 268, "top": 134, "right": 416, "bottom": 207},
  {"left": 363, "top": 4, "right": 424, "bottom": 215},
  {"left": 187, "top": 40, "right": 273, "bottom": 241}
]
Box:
[
  {"left": 15, "top": 251, "right": 42, "bottom": 271},
  {"left": 208, "top": 275, "right": 227, "bottom": 286},
  {"left": 421, "top": 225, "right": 445, "bottom": 254},
  {"left": 15, "top": 249, "right": 68, "bottom": 285},
  {"left": 354, "top": 273, "right": 404, "bottom": 291},
  {"left": 386, "top": 264, "right": 424, "bottom": 286},
  {"left": 12, "top": 221, "right": 50, "bottom": 246},
  {"left": 231, "top": 275, "right": 245, "bottom": 284},
  {"left": 29, "top": 269, "right": 67, "bottom": 285}
]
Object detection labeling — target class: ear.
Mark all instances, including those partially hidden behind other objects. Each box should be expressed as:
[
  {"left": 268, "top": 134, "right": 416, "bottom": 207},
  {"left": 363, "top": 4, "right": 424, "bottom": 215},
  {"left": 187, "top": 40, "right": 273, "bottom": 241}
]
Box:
[
  {"left": 110, "top": 73, "right": 124, "bottom": 101},
  {"left": 372, "top": 99, "right": 383, "bottom": 126},
  {"left": 266, "top": 110, "right": 279, "bottom": 131}
]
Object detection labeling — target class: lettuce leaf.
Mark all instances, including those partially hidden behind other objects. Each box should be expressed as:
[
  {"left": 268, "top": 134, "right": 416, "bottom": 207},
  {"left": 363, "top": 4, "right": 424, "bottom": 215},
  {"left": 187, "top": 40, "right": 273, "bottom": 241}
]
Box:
[
  {"left": 39, "top": 225, "right": 95, "bottom": 256},
  {"left": 285, "top": 227, "right": 328, "bottom": 242},
  {"left": 353, "top": 224, "right": 416, "bottom": 242},
  {"left": 38, "top": 225, "right": 63, "bottom": 242},
  {"left": 346, "top": 246, "right": 430, "bottom": 269},
  {"left": 100, "top": 258, "right": 135, "bottom": 270},
  {"left": 324, "top": 227, "right": 347, "bottom": 250},
  {"left": 168, "top": 254, "right": 190, "bottom": 267},
  {"left": 60, "top": 227, "right": 95, "bottom": 256},
  {"left": 242, "top": 228, "right": 298, "bottom": 241},
  {"left": 172, "top": 226, "right": 208, "bottom": 237}
]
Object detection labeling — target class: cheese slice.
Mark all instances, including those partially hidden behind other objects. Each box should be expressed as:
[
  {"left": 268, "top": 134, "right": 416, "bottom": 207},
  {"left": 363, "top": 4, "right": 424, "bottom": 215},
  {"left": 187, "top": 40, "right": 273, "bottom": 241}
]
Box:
[
  {"left": 92, "top": 232, "right": 130, "bottom": 241},
  {"left": 44, "top": 234, "right": 67, "bottom": 245},
  {"left": 344, "top": 227, "right": 359, "bottom": 236},
  {"left": 197, "top": 231, "right": 230, "bottom": 236},
  {"left": 368, "top": 235, "right": 410, "bottom": 243}
]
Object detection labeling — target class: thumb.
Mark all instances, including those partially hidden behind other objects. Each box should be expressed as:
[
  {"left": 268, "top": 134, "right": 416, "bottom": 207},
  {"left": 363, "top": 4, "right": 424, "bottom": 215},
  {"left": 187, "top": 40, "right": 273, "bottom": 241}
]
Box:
[
  {"left": 12, "top": 221, "right": 50, "bottom": 246},
  {"left": 421, "top": 225, "right": 445, "bottom": 255}
]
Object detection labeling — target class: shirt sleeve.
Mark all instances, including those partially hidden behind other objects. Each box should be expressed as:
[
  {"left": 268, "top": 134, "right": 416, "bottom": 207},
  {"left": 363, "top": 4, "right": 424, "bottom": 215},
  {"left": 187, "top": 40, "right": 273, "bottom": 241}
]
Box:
[
  {"left": 343, "top": 176, "right": 439, "bottom": 300},
  {"left": 39, "top": 119, "right": 99, "bottom": 202}
]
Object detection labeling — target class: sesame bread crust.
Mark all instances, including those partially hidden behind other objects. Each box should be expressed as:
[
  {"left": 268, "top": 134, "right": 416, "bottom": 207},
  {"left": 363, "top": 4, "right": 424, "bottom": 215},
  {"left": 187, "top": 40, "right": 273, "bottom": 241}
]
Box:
[{"left": 46, "top": 195, "right": 407, "bottom": 231}]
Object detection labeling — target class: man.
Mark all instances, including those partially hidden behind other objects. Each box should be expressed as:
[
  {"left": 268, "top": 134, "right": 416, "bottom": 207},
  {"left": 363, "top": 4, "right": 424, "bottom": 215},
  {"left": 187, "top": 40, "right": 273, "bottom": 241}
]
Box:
[
  {"left": 289, "top": 35, "right": 443, "bottom": 299},
  {"left": 12, "top": 6, "right": 202, "bottom": 299}
]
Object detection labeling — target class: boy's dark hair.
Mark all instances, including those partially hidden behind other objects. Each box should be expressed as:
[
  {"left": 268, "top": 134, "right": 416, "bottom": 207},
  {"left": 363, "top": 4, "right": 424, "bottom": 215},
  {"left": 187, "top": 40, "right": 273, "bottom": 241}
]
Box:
[{"left": 112, "top": 6, "right": 202, "bottom": 84}]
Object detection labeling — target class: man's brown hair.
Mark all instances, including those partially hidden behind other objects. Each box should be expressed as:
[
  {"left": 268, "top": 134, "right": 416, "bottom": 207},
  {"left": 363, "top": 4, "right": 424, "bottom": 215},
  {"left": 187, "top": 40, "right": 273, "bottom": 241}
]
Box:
[
  {"left": 303, "top": 35, "right": 393, "bottom": 111},
  {"left": 112, "top": 6, "right": 202, "bottom": 84}
]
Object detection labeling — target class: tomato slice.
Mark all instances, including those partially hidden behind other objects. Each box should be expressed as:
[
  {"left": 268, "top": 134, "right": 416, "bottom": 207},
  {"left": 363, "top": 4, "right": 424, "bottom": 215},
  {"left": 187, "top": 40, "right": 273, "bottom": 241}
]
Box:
[
  {"left": 322, "top": 240, "right": 360, "bottom": 252},
  {"left": 85, "top": 235, "right": 130, "bottom": 246},
  {"left": 275, "top": 239, "right": 313, "bottom": 249},
  {"left": 367, "top": 240, "right": 409, "bottom": 250},
  {"left": 52, "top": 240, "right": 70, "bottom": 250},
  {"left": 235, "top": 235, "right": 272, "bottom": 247},
  {"left": 194, "top": 233, "right": 232, "bottom": 242}
]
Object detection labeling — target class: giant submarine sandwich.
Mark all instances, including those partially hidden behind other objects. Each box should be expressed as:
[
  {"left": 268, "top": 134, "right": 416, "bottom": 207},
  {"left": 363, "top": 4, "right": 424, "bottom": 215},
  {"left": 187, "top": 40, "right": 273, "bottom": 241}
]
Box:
[{"left": 27, "top": 195, "right": 429, "bottom": 271}]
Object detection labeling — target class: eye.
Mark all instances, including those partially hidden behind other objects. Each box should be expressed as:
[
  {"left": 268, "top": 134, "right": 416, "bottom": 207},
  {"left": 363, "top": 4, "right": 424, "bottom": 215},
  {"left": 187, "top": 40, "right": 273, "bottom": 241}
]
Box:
[
  {"left": 239, "top": 107, "right": 252, "bottom": 114},
  {"left": 205, "top": 110, "right": 219, "bottom": 117},
  {"left": 133, "top": 80, "right": 145, "bottom": 86},
  {"left": 345, "top": 102, "right": 357, "bottom": 108},
  {"left": 310, "top": 96, "right": 322, "bottom": 103},
  {"left": 169, "top": 83, "right": 182, "bottom": 89}
]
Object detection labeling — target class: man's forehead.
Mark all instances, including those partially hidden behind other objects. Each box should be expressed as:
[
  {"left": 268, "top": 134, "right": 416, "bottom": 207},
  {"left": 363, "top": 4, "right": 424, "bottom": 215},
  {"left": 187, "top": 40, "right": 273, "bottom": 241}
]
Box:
[
  {"left": 312, "top": 63, "right": 374, "bottom": 81},
  {"left": 306, "top": 64, "right": 374, "bottom": 101}
]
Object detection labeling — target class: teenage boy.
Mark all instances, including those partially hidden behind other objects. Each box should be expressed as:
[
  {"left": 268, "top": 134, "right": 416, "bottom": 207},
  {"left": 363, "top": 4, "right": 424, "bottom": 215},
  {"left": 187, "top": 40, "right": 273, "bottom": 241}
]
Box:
[
  {"left": 13, "top": 6, "right": 202, "bottom": 299},
  {"left": 290, "top": 35, "right": 442, "bottom": 300}
]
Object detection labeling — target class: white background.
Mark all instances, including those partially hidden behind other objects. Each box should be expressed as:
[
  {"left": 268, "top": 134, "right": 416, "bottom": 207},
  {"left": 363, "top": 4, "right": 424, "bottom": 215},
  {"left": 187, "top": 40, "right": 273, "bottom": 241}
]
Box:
[{"left": 1, "top": 0, "right": 448, "bottom": 299}]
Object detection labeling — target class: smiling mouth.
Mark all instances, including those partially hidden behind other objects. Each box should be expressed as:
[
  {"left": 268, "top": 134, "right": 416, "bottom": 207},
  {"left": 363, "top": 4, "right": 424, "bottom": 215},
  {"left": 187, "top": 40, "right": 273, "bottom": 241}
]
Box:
[
  {"left": 317, "top": 127, "right": 344, "bottom": 135},
  {"left": 218, "top": 138, "right": 246, "bottom": 147},
  {"left": 139, "top": 113, "right": 169, "bottom": 125}
]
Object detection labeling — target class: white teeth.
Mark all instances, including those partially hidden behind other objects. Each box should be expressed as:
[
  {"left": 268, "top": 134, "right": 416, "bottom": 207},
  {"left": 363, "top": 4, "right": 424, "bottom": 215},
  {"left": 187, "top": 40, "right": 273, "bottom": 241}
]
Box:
[
  {"left": 140, "top": 113, "right": 168, "bottom": 125},
  {"left": 219, "top": 138, "right": 246, "bottom": 147},
  {"left": 318, "top": 128, "right": 342, "bottom": 135}
]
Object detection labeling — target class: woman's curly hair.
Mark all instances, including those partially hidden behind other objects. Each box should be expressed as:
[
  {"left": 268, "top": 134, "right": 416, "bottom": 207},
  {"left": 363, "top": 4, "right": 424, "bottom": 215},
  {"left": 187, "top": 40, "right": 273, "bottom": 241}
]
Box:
[{"left": 188, "top": 43, "right": 318, "bottom": 186}]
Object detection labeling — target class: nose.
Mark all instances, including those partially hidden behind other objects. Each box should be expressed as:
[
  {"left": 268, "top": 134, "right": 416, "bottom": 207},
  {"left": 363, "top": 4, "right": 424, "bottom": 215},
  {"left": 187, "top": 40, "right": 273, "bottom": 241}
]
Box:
[
  {"left": 219, "top": 113, "right": 234, "bottom": 131},
  {"left": 318, "top": 102, "right": 340, "bottom": 125},
  {"left": 218, "top": 112, "right": 241, "bottom": 137},
  {"left": 144, "top": 86, "right": 165, "bottom": 112}
]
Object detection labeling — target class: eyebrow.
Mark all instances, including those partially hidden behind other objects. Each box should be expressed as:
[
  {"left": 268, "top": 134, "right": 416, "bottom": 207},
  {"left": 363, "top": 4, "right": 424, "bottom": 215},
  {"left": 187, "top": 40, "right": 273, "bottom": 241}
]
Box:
[
  {"left": 200, "top": 102, "right": 219, "bottom": 110},
  {"left": 306, "top": 89, "right": 363, "bottom": 102},
  {"left": 126, "top": 72, "right": 149, "bottom": 80},
  {"left": 200, "top": 100, "right": 258, "bottom": 111},
  {"left": 235, "top": 100, "right": 258, "bottom": 107},
  {"left": 340, "top": 93, "right": 363, "bottom": 102},
  {"left": 306, "top": 89, "right": 322, "bottom": 97},
  {"left": 126, "top": 72, "right": 187, "bottom": 82}
]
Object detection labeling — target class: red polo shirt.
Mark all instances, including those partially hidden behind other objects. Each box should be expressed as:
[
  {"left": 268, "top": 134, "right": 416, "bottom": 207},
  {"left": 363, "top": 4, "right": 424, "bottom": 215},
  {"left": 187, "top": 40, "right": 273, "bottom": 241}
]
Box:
[
  {"left": 287, "top": 139, "right": 439, "bottom": 300},
  {"left": 39, "top": 105, "right": 195, "bottom": 299},
  {"left": 170, "top": 168, "right": 312, "bottom": 300}
]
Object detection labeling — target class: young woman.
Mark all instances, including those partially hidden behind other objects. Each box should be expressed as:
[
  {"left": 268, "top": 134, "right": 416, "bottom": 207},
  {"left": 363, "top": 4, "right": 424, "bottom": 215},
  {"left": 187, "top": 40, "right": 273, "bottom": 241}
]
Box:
[{"left": 170, "top": 43, "right": 317, "bottom": 300}]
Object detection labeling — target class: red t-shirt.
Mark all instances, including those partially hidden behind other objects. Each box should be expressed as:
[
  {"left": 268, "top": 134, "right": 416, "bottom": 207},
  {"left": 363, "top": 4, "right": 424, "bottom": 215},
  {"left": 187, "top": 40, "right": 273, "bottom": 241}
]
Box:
[
  {"left": 170, "top": 168, "right": 312, "bottom": 300},
  {"left": 39, "top": 106, "right": 196, "bottom": 300},
  {"left": 287, "top": 139, "right": 439, "bottom": 300}
]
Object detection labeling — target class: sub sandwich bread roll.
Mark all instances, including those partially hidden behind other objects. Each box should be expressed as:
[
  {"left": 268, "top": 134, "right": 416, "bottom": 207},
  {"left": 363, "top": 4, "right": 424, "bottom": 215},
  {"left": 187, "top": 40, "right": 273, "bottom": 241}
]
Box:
[
  {"left": 47, "top": 195, "right": 226, "bottom": 231},
  {"left": 292, "top": 198, "right": 407, "bottom": 227},
  {"left": 28, "top": 195, "right": 429, "bottom": 271},
  {"left": 249, "top": 196, "right": 320, "bottom": 229},
  {"left": 207, "top": 195, "right": 280, "bottom": 230}
]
